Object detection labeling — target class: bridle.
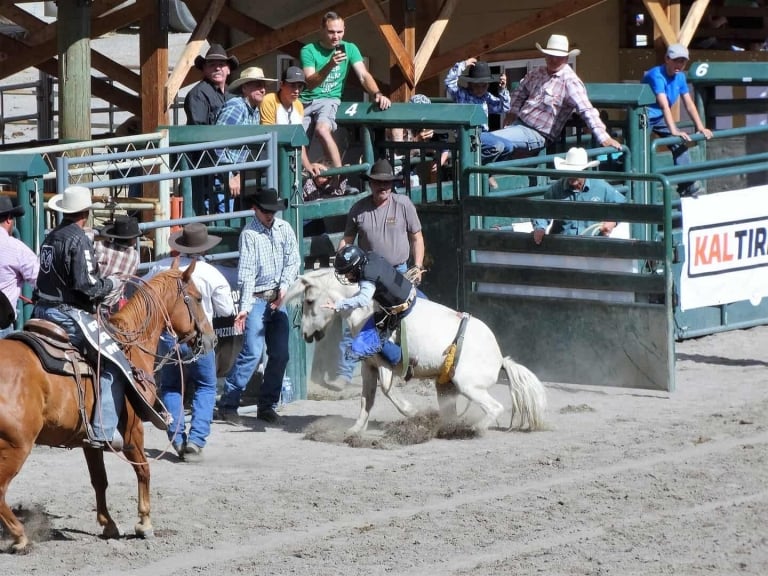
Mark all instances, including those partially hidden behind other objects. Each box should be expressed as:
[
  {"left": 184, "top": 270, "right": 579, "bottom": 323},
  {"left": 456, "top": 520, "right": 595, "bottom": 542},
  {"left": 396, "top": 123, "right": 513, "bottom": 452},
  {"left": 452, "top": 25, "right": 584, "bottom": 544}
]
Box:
[{"left": 167, "top": 276, "right": 211, "bottom": 363}]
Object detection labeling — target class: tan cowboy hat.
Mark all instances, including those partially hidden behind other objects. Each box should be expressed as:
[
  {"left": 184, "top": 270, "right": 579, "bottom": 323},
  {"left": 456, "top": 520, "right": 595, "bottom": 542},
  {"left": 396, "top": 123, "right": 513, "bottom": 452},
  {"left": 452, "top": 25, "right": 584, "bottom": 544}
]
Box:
[
  {"left": 228, "top": 67, "right": 278, "bottom": 94},
  {"left": 168, "top": 222, "right": 222, "bottom": 254},
  {"left": 0, "top": 196, "right": 24, "bottom": 219},
  {"left": 554, "top": 147, "right": 599, "bottom": 171},
  {"left": 536, "top": 34, "right": 581, "bottom": 58},
  {"left": 47, "top": 185, "right": 93, "bottom": 213},
  {"left": 194, "top": 43, "right": 239, "bottom": 71}
]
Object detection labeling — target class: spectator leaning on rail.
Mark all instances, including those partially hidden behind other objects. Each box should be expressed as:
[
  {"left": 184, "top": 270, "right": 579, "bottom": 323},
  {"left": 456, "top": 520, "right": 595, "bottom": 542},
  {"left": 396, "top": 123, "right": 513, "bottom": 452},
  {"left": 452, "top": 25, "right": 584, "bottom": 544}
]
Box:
[
  {"left": 642, "top": 43, "right": 713, "bottom": 198},
  {"left": 444, "top": 59, "right": 512, "bottom": 164},
  {"left": 491, "top": 34, "right": 622, "bottom": 157},
  {"left": 0, "top": 196, "right": 38, "bottom": 338},
  {"left": 185, "top": 44, "right": 239, "bottom": 216},
  {"left": 300, "top": 11, "right": 392, "bottom": 193},
  {"left": 216, "top": 66, "right": 277, "bottom": 200},
  {"left": 531, "top": 147, "right": 627, "bottom": 245}
]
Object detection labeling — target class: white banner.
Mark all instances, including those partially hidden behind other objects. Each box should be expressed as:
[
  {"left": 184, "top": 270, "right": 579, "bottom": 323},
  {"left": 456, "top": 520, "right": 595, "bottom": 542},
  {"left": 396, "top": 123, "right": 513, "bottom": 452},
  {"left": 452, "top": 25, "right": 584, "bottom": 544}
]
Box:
[{"left": 680, "top": 185, "right": 768, "bottom": 311}]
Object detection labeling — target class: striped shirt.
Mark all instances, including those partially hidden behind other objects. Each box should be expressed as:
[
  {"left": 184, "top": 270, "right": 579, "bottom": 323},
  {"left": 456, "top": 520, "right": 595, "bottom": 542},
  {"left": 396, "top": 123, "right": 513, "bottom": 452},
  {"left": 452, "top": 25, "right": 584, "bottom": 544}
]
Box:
[
  {"left": 237, "top": 217, "right": 299, "bottom": 312},
  {"left": 444, "top": 60, "right": 511, "bottom": 132},
  {"left": 215, "top": 96, "right": 260, "bottom": 164},
  {"left": 0, "top": 227, "right": 38, "bottom": 315},
  {"left": 509, "top": 64, "right": 608, "bottom": 143}
]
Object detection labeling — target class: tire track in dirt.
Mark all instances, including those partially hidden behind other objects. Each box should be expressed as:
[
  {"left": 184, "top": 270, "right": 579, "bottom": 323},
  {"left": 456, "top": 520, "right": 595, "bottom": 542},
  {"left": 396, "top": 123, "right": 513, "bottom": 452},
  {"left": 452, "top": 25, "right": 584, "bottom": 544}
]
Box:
[{"left": 91, "top": 429, "right": 768, "bottom": 576}]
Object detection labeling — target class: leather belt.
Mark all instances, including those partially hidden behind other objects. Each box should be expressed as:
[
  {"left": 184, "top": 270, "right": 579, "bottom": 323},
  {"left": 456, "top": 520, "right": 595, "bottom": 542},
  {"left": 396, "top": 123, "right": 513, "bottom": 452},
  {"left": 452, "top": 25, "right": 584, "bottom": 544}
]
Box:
[
  {"left": 253, "top": 289, "right": 278, "bottom": 303},
  {"left": 383, "top": 286, "right": 417, "bottom": 316}
]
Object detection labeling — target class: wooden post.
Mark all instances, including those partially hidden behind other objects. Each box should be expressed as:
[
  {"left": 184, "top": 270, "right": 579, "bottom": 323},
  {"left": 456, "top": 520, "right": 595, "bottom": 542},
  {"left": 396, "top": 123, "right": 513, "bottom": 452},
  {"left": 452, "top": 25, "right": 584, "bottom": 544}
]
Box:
[
  {"left": 57, "top": 0, "right": 91, "bottom": 145},
  {"left": 389, "top": 0, "right": 416, "bottom": 104}
]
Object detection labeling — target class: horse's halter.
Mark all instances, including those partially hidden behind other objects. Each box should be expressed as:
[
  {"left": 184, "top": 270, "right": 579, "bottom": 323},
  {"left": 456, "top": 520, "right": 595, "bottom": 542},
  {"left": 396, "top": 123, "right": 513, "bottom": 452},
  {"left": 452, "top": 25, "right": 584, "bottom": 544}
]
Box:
[{"left": 170, "top": 277, "right": 211, "bottom": 361}]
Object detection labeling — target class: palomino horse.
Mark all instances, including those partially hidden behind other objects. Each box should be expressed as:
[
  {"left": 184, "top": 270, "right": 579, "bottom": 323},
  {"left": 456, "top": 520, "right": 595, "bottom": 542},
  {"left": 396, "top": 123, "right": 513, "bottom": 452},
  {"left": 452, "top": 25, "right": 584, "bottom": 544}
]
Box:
[
  {"left": 286, "top": 269, "right": 547, "bottom": 435},
  {"left": 0, "top": 260, "right": 215, "bottom": 553}
]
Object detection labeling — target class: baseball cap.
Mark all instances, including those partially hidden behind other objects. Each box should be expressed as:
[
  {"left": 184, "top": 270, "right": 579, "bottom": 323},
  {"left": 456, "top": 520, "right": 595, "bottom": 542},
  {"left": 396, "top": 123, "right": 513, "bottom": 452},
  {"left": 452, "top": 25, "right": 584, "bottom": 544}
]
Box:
[
  {"left": 666, "top": 44, "right": 690, "bottom": 60},
  {"left": 282, "top": 66, "right": 306, "bottom": 84}
]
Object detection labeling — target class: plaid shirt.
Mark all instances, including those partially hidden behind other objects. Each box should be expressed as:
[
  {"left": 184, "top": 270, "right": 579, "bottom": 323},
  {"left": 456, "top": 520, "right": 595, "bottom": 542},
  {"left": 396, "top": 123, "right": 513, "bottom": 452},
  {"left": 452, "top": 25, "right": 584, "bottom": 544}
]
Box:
[
  {"left": 215, "top": 96, "right": 260, "bottom": 164},
  {"left": 445, "top": 60, "right": 510, "bottom": 131},
  {"left": 94, "top": 240, "right": 139, "bottom": 308},
  {"left": 509, "top": 64, "right": 608, "bottom": 143},
  {"left": 237, "top": 217, "right": 299, "bottom": 312}
]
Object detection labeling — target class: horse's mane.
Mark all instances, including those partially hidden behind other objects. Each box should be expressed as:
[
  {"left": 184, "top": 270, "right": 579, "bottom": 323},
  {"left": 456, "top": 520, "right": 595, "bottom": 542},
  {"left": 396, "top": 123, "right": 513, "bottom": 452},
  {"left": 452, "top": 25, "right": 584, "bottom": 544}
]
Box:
[
  {"left": 285, "top": 268, "right": 356, "bottom": 305},
  {"left": 109, "top": 269, "right": 183, "bottom": 341}
]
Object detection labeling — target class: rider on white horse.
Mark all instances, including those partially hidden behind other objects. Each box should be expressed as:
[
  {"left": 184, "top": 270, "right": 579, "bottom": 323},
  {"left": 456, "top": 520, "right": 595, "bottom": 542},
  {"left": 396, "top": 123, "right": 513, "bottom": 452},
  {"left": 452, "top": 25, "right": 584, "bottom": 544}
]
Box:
[{"left": 325, "top": 245, "right": 418, "bottom": 377}]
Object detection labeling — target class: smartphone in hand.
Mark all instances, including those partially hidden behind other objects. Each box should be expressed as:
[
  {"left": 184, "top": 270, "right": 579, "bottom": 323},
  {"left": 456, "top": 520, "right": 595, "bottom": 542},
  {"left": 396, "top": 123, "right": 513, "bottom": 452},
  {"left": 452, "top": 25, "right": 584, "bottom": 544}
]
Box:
[{"left": 335, "top": 44, "right": 346, "bottom": 54}]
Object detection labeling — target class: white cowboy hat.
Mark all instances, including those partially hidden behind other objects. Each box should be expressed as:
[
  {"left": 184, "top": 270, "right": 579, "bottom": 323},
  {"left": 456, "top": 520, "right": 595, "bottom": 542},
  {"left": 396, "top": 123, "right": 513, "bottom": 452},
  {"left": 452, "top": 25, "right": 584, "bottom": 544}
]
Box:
[
  {"left": 536, "top": 34, "right": 581, "bottom": 58},
  {"left": 554, "top": 147, "right": 599, "bottom": 171},
  {"left": 47, "top": 185, "right": 93, "bottom": 213},
  {"left": 228, "top": 66, "right": 278, "bottom": 93}
]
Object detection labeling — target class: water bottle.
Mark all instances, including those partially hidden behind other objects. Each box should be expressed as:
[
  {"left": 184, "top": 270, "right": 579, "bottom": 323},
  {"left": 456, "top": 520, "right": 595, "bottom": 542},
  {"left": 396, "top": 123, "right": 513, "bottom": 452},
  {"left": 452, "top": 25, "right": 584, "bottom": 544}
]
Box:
[{"left": 281, "top": 376, "right": 293, "bottom": 405}]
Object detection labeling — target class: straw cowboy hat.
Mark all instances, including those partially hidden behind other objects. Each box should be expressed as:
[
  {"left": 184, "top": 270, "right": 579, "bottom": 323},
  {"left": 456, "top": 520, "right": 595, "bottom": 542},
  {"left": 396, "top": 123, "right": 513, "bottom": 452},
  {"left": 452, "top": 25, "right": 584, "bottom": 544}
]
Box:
[
  {"left": 228, "top": 67, "right": 278, "bottom": 93},
  {"left": 194, "top": 43, "right": 239, "bottom": 71},
  {"left": 536, "top": 34, "right": 581, "bottom": 58},
  {"left": 100, "top": 215, "right": 142, "bottom": 240},
  {"left": 244, "top": 187, "right": 288, "bottom": 212},
  {"left": 0, "top": 196, "right": 24, "bottom": 219},
  {"left": 458, "top": 61, "right": 499, "bottom": 86},
  {"left": 554, "top": 147, "right": 599, "bottom": 171},
  {"left": 168, "top": 222, "right": 222, "bottom": 254},
  {"left": 47, "top": 185, "right": 93, "bottom": 213},
  {"left": 363, "top": 158, "right": 400, "bottom": 182}
]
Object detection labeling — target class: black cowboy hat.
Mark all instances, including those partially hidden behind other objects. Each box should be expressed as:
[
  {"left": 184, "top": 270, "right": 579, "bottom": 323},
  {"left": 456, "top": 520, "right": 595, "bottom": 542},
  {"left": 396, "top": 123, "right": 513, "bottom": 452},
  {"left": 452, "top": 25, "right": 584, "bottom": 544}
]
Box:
[
  {"left": 194, "top": 44, "right": 239, "bottom": 71},
  {"left": 0, "top": 196, "right": 24, "bottom": 219},
  {"left": 100, "top": 215, "right": 142, "bottom": 240},
  {"left": 458, "top": 61, "right": 499, "bottom": 85},
  {"left": 244, "top": 188, "right": 288, "bottom": 212},
  {"left": 168, "top": 222, "right": 222, "bottom": 254},
  {"left": 363, "top": 158, "right": 400, "bottom": 182}
]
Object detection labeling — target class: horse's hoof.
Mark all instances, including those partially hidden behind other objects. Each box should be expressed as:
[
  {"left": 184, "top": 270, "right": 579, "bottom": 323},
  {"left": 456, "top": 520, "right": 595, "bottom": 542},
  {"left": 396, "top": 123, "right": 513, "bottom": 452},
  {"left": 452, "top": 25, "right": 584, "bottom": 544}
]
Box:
[
  {"left": 135, "top": 524, "right": 154, "bottom": 539},
  {"left": 9, "top": 541, "right": 31, "bottom": 555},
  {"left": 102, "top": 524, "right": 122, "bottom": 540}
]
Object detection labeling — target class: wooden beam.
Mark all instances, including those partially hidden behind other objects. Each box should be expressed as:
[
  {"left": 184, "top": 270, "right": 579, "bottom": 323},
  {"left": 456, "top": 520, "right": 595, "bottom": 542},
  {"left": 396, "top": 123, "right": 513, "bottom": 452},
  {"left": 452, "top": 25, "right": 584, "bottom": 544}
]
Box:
[
  {"left": 361, "top": 0, "right": 414, "bottom": 85},
  {"left": 424, "top": 0, "right": 608, "bottom": 80},
  {"left": 91, "top": 51, "right": 141, "bottom": 93},
  {"left": 165, "top": 0, "right": 226, "bottom": 110},
  {"left": 642, "top": 0, "right": 679, "bottom": 47},
  {"left": 678, "top": 0, "right": 710, "bottom": 46},
  {"left": 413, "top": 0, "right": 458, "bottom": 85}
]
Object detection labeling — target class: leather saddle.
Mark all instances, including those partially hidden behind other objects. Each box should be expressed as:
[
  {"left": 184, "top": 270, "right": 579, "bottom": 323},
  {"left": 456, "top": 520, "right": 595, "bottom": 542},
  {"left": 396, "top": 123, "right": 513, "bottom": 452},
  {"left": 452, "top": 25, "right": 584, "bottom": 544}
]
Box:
[
  {"left": 8, "top": 319, "right": 93, "bottom": 378},
  {"left": 8, "top": 319, "right": 169, "bottom": 431}
]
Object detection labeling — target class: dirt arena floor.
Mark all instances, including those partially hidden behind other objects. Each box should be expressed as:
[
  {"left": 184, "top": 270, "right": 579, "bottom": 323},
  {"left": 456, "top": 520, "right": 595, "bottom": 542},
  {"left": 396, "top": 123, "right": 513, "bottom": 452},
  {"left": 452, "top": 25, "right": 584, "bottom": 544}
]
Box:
[{"left": 1, "top": 324, "right": 766, "bottom": 575}]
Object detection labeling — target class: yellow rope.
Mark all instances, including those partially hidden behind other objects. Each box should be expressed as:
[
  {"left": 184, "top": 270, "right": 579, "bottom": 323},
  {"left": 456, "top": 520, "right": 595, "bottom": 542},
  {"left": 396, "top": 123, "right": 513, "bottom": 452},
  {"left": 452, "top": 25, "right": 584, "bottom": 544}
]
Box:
[{"left": 437, "top": 343, "right": 457, "bottom": 385}]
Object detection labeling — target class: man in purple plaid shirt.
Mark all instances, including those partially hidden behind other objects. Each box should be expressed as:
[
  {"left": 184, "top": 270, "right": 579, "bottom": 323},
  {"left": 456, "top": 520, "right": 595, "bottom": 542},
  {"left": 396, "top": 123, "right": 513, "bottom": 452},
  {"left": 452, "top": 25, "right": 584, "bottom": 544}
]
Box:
[{"left": 491, "top": 34, "right": 622, "bottom": 157}]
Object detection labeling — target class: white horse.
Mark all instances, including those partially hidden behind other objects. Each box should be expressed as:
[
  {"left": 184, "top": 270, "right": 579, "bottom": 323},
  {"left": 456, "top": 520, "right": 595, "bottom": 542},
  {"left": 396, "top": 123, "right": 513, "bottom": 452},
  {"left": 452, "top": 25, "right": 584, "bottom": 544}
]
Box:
[{"left": 286, "top": 269, "right": 547, "bottom": 435}]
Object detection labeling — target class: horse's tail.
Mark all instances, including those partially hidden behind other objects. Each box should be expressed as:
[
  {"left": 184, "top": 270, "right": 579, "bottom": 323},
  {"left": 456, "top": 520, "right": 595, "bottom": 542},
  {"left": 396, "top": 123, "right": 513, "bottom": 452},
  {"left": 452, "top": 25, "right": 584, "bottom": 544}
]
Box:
[{"left": 501, "top": 357, "right": 547, "bottom": 431}]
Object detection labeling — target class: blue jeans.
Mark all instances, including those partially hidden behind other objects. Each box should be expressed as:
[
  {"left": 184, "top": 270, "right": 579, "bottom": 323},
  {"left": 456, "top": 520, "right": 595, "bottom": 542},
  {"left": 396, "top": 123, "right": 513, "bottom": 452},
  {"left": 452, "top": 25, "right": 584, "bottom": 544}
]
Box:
[
  {"left": 32, "top": 305, "right": 124, "bottom": 442},
  {"left": 220, "top": 300, "right": 290, "bottom": 412},
  {"left": 336, "top": 263, "right": 410, "bottom": 380},
  {"left": 648, "top": 116, "right": 695, "bottom": 194},
  {"left": 0, "top": 325, "right": 13, "bottom": 339},
  {"left": 480, "top": 131, "right": 514, "bottom": 164},
  {"left": 157, "top": 332, "right": 217, "bottom": 449},
  {"left": 490, "top": 121, "right": 547, "bottom": 158}
]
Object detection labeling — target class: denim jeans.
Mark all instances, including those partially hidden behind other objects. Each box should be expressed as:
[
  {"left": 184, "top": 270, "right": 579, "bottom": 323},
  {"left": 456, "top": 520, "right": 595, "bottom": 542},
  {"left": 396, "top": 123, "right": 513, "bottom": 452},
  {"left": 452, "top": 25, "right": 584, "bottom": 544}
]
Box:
[
  {"left": 648, "top": 116, "right": 695, "bottom": 194},
  {"left": 32, "top": 304, "right": 124, "bottom": 442},
  {"left": 490, "top": 122, "right": 547, "bottom": 158},
  {"left": 336, "top": 263, "right": 409, "bottom": 380},
  {"left": 220, "top": 299, "right": 290, "bottom": 412},
  {"left": 0, "top": 325, "right": 13, "bottom": 339},
  {"left": 157, "top": 331, "right": 217, "bottom": 449},
  {"left": 480, "top": 131, "right": 514, "bottom": 164}
]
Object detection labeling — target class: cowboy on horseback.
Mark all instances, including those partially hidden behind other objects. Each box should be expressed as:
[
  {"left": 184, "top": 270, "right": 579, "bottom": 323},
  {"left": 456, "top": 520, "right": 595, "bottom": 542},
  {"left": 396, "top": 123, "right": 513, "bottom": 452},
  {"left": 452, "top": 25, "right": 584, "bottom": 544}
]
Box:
[
  {"left": 325, "top": 245, "right": 418, "bottom": 376},
  {"left": 32, "top": 186, "right": 128, "bottom": 451}
]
